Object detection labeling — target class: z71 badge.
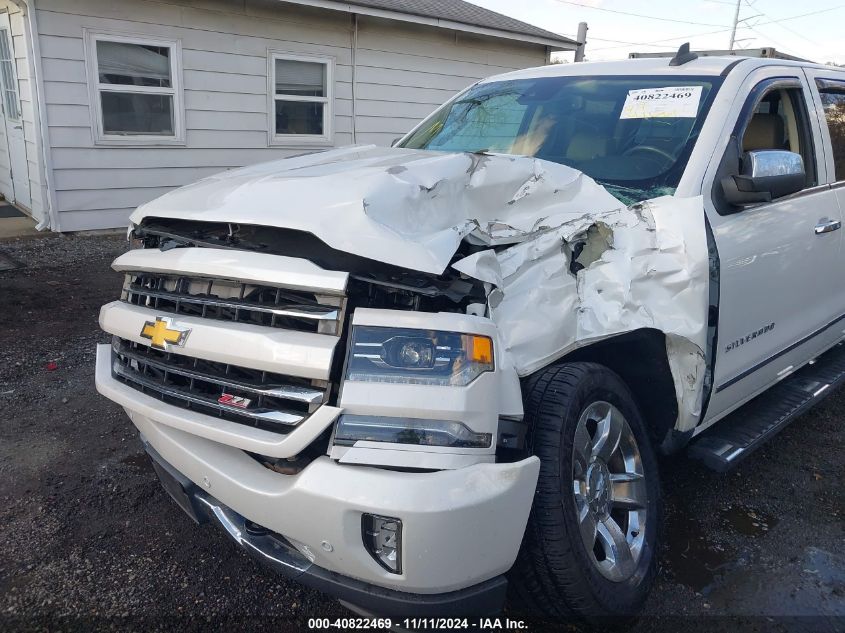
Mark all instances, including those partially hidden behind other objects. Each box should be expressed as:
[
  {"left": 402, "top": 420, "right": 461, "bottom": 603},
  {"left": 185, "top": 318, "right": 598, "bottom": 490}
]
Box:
[{"left": 218, "top": 393, "right": 252, "bottom": 409}]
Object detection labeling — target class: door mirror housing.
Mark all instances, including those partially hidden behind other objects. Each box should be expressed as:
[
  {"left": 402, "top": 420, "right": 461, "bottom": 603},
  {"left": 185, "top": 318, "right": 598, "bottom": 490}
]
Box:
[{"left": 721, "top": 150, "right": 806, "bottom": 205}]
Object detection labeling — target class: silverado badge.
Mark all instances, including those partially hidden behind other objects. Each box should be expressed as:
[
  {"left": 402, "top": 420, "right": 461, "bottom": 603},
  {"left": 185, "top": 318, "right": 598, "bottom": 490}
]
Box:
[{"left": 140, "top": 317, "right": 191, "bottom": 351}]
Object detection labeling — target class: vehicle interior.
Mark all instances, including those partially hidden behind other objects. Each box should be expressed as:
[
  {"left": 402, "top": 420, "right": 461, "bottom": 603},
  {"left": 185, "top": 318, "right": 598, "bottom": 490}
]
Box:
[
  {"left": 740, "top": 87, "right": 817, "bottom": 187},
  {"left": 401, "top": 76, "right": 721, "bottom": 202}
]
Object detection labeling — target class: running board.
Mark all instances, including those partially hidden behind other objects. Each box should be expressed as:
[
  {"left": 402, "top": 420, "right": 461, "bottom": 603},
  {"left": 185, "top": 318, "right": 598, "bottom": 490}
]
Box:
[{"left": 689, "top": 342, "right": 845, "bottom": 472}]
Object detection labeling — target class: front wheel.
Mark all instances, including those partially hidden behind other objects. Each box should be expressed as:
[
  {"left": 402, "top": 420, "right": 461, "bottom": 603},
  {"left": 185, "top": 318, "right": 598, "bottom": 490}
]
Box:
[{"left": 510, "top": 362, "right": 661, "bottom": 620}]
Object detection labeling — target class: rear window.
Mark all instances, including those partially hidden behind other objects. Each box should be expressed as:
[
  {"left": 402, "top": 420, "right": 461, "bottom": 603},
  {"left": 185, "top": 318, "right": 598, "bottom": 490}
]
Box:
[{"left": 817, "top": 81, "right": 845, "bottom": 181}]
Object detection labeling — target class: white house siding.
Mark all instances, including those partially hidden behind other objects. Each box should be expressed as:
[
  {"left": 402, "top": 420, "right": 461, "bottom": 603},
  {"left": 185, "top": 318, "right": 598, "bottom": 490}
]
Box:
[
  {"left": 0, "top": 0, "right": 46, "bottom": 221},
  {"left": 352, "top": 16, "right": 547, "bottom": 147},
  {"left": 34, "top": 0, "right": 549, "bottom": 231}
]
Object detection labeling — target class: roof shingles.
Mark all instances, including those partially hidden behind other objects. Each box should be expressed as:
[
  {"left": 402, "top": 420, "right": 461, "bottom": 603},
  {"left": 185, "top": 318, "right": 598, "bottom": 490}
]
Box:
[{"left": 340, "top": 0, "right": 576, "bottom": 45}]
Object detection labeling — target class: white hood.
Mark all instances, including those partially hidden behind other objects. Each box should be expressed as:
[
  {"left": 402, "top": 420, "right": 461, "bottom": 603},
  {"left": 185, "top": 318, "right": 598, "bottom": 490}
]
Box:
[{"left": 131, "top": 145, "right": 623, "bottom": 275}]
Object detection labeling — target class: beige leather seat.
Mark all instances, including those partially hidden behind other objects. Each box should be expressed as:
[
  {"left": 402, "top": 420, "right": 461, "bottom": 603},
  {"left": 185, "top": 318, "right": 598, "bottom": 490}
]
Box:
[
  {"left": 743, "top": 113, "right": 785, "bottom": 152},
  {"left": 565, "top": 131, "right": 613, "bottom": 161}
]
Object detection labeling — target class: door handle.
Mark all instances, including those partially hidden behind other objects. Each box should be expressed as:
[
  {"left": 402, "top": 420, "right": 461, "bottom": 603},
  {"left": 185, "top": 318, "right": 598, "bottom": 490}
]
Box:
[{"left": 815, "top": 218, "right": 842, "bottom": 235}]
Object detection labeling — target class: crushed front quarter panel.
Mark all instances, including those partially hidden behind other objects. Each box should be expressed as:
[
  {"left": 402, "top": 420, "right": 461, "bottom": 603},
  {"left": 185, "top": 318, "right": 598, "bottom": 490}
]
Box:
[{"left": 453, "top": 195, "right": 709, "bottom": 432}]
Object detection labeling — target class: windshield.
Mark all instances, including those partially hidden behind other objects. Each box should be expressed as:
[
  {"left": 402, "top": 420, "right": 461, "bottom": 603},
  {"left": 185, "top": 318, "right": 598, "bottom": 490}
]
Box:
[{"left": 399, "top": 75, "right": 722, "bottom": 204}]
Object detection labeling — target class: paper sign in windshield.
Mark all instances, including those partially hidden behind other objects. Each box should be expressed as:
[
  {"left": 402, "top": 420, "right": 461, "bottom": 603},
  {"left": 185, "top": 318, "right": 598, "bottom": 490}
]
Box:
[{"left": 620, "top": 86, "right": 703, "bottom": 119}]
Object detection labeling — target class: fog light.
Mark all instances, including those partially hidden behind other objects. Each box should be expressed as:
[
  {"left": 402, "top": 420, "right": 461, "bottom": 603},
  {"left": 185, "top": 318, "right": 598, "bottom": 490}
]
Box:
[{"left": 362, "top": 514, "right": 402, "bottom": 574}]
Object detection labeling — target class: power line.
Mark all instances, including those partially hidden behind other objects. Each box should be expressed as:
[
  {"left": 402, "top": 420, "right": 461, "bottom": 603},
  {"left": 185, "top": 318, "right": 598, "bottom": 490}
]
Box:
[
  {"left": 755, "top": 5, "right": 843, "bottom": 25},
  {"left": 740, "top": 2, "right": 840, "bottom": 59},
  {"left": 581, "top": 5, "right": 843, "bottom": 53},
  {"left": 589, "top": 27, "right": 739, "bottom": 52},
  {"left": 743, "top": 0, "right": 824, "bottom": 47},
  {"left": 548, "top": 0, "right": 732, "bottom": 27},
  {"left": 745, "top": 26, "right": 803, "bottom": 57}
]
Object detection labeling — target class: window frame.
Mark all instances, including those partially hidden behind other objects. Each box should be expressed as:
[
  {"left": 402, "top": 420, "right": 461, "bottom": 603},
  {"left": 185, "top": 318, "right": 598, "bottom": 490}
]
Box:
[
  {"left": 815, "top": 78, "right": 845, "bottom": 184},
  {"left": 267, "top": 50, "right": 334, "bottom": 147},
  {"left": 84, "top": 29, "right": 185, "bottom": 146},
  {"left": 0, "top": 22, "right": 21, "bottom": 122},
  {"left": 711, "top": 77, "right": 821, "bottom": 216}
]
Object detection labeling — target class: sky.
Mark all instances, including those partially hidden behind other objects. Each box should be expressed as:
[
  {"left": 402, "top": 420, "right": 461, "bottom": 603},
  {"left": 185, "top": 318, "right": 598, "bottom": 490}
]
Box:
[{"left": 466, "top": 0, "right": 845, "bottom": 65}]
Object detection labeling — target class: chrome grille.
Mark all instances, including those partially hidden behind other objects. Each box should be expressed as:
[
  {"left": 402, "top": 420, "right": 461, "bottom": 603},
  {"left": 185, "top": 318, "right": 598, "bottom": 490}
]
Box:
[
  {"left": 111, "top": 338, "right": 329, "bottom": 431},
  {"left": 121, "top": 272, "right": 343, "bottom": 335}
]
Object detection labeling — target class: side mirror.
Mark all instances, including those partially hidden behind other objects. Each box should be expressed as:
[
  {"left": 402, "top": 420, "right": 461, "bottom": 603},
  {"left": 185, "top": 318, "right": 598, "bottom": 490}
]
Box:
[
  {"left": 721, "top": 150, "right": 805, "bottom": 205},
  {"left": 391, "top": 137, "right": 401, "bottom": 147}
]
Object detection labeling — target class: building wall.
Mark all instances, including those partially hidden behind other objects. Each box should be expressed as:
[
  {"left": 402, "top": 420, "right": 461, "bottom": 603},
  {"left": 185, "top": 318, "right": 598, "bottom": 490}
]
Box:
[
  {"left": 350, "top": 15, "right": 547, "bottom": 147},
  {"left": 0, "top": 0, "right": 46, "bottom": 222},
  {"left": 34, "top": 0, "right": 549, "bottom": 231}
]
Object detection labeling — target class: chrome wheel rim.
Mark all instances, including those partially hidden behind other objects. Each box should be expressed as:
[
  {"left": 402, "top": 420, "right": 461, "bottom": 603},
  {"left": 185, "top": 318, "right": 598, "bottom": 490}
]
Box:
[{"left": 571, "top": 401, "right": 647, "bottom": 582}]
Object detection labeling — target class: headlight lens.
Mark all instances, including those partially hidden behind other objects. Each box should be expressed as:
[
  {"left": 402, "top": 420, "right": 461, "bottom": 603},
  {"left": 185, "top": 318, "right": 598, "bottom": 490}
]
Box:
[
  {"left": 346, "top": 326, "right": 494, "bottom": 386},
  {"left": 335, "top": 414, "right": 492, "bottom": 448}
]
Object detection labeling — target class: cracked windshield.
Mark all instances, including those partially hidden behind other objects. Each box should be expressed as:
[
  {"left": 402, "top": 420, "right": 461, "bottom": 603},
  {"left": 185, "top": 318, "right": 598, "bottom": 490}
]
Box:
[{"left": 401, "top": 75, "right": 722, "bottom": 205}]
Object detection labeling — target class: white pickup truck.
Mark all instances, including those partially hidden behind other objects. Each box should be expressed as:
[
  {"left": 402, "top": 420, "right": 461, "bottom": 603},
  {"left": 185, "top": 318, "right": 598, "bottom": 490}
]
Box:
[{"left": 95, "top": 47, "right": 845, "bottom": 621}]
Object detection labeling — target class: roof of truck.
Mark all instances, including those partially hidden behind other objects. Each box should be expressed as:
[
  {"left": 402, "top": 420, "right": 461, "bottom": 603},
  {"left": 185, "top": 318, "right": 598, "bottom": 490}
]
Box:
[{"left": 481, "top": 55, "right": 845, "bottom": 84}]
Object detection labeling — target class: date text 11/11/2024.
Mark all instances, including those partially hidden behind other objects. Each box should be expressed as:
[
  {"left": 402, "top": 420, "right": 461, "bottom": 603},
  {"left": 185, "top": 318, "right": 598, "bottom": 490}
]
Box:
[{"left": 307, "top": 617, "right": 530, "bottom": 630}]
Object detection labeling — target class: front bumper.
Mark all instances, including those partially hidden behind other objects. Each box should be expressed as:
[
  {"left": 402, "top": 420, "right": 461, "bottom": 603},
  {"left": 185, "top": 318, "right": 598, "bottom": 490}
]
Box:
[
  {"left": 145, "top": 441, "right": 509, "bottom": 617},
  {"left": 95, "top": 345, "right": 540, "bottom": 600}
]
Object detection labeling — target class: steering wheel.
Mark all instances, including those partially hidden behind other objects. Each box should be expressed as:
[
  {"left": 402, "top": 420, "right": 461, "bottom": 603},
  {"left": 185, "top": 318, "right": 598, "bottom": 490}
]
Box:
[{"left": 622, "top": 145, "right": 676, "bottom": 162}]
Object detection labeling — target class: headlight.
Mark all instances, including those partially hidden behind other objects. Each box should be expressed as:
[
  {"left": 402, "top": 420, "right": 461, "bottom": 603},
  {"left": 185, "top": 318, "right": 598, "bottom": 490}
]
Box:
[
  {"left": 127, "top": 226, "right": 145, "bottom": 250},
  {"left": 346, "top": 326, "right": 494, "bottom": 386},
  {"left": 335, "top": 414, "right": 492, "bottom": 448}
]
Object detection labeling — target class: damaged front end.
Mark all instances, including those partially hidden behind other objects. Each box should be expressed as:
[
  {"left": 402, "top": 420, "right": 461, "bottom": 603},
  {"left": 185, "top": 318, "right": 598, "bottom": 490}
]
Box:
[
  {"left": 95, "top": 145, "right": 712, "bottom": 606},
  {"left": 124, "top": 146, "right": 710, "bottom": 465}
]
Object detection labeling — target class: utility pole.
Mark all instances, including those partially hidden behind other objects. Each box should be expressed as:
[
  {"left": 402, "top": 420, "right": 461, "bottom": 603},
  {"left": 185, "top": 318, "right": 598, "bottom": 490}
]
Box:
[
  {"left": 574, "top": 21, "right": 588, "bottom": 62},
  {"left": 728, "top": 0, "right": 741, "bottom": 50}
]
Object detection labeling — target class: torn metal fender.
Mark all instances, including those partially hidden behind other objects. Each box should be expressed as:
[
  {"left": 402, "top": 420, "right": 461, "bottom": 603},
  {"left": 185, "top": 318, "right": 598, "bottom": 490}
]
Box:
[{"left": 453, "top": 196, "right": 709, "bottom": 432}]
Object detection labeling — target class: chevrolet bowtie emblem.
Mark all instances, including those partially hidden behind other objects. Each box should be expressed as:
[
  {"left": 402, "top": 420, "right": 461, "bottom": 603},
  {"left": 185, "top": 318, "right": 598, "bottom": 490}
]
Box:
[{"left": 140, "top": 317, "right": 191, "bottom": 351}]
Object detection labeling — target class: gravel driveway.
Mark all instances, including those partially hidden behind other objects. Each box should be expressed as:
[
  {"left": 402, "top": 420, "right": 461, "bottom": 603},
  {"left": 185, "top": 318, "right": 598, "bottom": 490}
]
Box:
[{"left": 0, "top": 234, "right": 842, "bottom": 632}]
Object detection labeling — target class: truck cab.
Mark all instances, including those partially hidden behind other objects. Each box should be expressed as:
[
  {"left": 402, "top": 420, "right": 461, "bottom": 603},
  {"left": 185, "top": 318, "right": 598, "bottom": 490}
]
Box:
[{"left": 95, "top": 50, "right": 845, "bottom": 620}]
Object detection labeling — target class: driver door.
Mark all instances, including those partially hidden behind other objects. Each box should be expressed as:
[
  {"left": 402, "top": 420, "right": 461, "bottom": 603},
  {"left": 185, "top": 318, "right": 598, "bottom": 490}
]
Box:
[{"left": 704, "top": 69, "right": 843, "bottom": 423}]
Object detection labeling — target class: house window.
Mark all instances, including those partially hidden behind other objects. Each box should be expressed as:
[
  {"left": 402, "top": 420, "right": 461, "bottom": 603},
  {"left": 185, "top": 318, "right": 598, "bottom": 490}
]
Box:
[
  {"left": 269, "top": 52, "right": 333, "bottom": 145},
  {"left": 86, "top": 32, "right": 184, "bottom": 144},
  {"left": 0, "top": 27, "right": 20, "bottom": 121}
]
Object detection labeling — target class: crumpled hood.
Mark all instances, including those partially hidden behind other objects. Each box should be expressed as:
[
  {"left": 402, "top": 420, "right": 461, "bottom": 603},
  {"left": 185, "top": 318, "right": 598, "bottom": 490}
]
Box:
[{"left": 130, "top": 145, "right": 624, "bottom": 274}]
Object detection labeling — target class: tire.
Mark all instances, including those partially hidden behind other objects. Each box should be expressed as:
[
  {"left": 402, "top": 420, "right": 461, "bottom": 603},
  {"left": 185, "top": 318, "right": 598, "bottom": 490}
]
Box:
[{"left": 510, "top": 362, "right": 661, "bottom": 622}]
